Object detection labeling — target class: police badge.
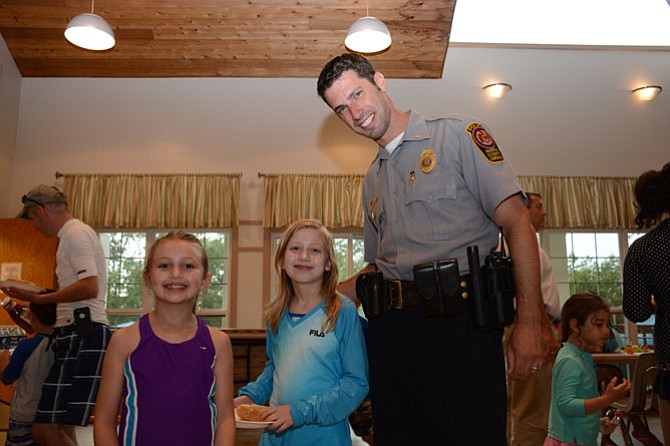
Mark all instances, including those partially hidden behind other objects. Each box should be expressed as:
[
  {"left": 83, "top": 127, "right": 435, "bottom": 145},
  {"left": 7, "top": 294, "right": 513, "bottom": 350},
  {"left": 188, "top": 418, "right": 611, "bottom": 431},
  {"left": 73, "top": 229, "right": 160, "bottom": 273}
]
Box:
[{"left": 419, "top": 149, "right": 436, "bottom": 173}]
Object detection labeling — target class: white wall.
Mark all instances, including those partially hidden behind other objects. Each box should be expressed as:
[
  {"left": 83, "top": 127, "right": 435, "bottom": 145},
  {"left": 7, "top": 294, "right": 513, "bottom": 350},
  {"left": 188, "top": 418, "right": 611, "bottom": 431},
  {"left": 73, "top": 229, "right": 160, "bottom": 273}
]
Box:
[
  {"left": 9, "top": 47, "right": 670, "bottom": 210},
  {"left": 0, "top": 36, "right": 21, "bottom": 215},
  {"left": 4, "top": 42, "right": 670, "bottom": 326}
]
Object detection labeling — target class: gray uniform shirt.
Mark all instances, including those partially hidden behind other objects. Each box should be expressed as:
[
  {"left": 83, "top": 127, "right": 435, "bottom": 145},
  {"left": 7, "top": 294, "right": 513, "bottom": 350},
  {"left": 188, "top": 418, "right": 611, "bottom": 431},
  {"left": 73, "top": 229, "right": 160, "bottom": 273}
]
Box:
[{"left": 363, "top": 110, "right": 522, "bottom": 281}]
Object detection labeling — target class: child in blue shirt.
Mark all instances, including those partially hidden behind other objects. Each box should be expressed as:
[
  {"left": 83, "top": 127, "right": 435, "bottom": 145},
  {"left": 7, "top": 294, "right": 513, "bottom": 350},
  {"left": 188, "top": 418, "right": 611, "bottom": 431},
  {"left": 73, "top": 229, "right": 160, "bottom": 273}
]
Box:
[
  {"left": 545, "top": 293, "right": 630, "bottom": 446},
  {"left": 235, "top": 219, "right": 369, "bottom": 446},
  {"left": 0, "top": 302, "right": 56, "bottom": 446}
]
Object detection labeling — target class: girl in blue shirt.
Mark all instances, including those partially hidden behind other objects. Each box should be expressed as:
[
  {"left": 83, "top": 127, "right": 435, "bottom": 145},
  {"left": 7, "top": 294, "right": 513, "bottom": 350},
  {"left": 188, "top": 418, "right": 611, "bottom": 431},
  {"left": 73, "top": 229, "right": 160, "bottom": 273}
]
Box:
[
  {"left": 545, "top": 292, "right": 631, "bottom": 446},
  {"left": 235, "top": 219, "right": 369, "bottom": 446}
]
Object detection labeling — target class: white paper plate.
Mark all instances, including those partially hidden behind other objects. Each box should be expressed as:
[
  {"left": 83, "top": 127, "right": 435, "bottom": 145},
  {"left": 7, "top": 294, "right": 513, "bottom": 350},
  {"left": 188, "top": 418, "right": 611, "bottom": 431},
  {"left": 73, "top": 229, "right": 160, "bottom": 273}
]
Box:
[
  {"left": 0, "top": 281, "right": 45, "bottom": 293},
  {"left": 236, "top": 419, "right": 273, "bottom": 429}
]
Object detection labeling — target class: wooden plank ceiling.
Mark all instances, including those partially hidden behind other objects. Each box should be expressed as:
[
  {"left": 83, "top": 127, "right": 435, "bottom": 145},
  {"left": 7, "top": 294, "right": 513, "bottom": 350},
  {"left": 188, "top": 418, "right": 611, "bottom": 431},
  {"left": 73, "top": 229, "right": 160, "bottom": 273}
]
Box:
[{"left": 0, "top": 0, "right": 455, "bottom": 79}]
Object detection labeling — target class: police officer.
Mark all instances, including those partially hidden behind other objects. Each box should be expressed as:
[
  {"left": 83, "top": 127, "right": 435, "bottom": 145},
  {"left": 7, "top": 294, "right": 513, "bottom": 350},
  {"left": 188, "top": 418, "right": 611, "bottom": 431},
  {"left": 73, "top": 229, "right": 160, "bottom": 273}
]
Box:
[{"left": 317, "top": 54, "right": 557, "bottom": 446}]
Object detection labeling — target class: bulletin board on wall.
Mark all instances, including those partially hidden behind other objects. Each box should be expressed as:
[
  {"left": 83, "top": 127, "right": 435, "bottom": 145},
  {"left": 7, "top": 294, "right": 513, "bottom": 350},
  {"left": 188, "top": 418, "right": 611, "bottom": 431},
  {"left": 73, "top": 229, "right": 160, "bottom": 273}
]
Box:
[{"left": 0, "top": 218, "right": 58, "bottom": 326}]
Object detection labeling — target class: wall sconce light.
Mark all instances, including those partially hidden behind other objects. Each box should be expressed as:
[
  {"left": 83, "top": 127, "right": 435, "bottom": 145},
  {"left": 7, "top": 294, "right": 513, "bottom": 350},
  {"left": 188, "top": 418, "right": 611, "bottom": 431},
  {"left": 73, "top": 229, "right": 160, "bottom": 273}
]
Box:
[
  {"left": 345, "top": 1, "right": 391, "bottom": 53},
  {"left": 64, "top": 0, "right": 115, "bottom": 51},
  {"left": 632, "top": 85, "right": 662, "bottom": 101},
  {"left": 483, "top": 83, "right": 512, "bottom": 99}
]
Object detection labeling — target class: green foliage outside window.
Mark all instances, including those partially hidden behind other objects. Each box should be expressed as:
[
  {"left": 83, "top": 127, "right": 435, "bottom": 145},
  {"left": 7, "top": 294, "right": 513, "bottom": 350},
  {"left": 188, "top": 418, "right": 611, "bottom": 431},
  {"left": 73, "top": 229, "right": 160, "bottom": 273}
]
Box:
[
  {"left": 191, "top": 233, "right": 229, "bottom": 312},
  {"left": 101, "top": 232, "right": 145, "bottom": 327},
  {"left": 566, "top": 254, "right": 622, "bottom": 307},
  {"left": 334, "top": 236, "right": 366, "bottom": 282}
]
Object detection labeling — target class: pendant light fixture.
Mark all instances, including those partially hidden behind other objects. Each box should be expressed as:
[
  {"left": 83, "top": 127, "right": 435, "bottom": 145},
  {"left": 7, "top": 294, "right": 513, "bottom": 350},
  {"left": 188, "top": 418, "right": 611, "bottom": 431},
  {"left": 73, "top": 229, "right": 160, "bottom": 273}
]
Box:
[
  {"left": 64, "top": 0, "right": 115, "bottom": 51},
  {"left": 483, "top": 83, "right": 513, "bottom": 99},
  {"left": 632, "top": 85, "right": 662, "bottom": 101},
  {"left": 344, "top": 1, "right": 391, "bottom": 54}
]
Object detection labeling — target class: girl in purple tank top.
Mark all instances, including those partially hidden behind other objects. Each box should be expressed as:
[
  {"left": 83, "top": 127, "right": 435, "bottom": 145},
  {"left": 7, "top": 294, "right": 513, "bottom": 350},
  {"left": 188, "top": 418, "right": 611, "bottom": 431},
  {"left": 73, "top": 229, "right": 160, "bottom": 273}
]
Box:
[{"left": 93, "top": 231, "right": 236, "bottom": 446}]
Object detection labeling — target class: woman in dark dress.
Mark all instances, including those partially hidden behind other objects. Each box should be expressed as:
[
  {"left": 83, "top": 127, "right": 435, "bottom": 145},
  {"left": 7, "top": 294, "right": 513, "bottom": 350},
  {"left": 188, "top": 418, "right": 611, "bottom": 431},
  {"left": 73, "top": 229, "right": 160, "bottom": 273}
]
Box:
[{"left": 623, "top": 162, "right": 670, "bottom": 445}]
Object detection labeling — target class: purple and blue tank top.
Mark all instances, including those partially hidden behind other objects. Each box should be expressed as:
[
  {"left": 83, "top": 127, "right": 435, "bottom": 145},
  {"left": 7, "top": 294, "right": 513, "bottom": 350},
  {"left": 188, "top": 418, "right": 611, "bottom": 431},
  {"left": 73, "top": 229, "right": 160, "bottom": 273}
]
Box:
[{"left": 118, "top": 315, "right": 217, "bottom": 445}]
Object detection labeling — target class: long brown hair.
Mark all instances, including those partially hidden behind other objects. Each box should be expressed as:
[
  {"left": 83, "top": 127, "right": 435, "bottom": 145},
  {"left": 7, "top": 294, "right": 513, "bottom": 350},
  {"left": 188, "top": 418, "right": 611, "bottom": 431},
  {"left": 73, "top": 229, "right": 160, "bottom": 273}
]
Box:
[{"left": 265, "top": 219, "right": 341, "bottom": 334}]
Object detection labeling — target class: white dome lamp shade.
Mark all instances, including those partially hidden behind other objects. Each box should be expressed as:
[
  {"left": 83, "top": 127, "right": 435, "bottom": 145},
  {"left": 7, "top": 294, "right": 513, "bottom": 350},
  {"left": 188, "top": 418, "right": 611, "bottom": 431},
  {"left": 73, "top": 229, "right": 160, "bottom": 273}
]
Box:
[
  {"left": 345, "top": 16, "right": 392, "bottom": 53},
  {"left": 64, "top": 1, "right": 115, "bottom": 51},
  {"left": 632, "top": 85, "right": 662, "bottom": 101},
  {"left": 483, "top": 83, "right": 513, "bottom": 99}
]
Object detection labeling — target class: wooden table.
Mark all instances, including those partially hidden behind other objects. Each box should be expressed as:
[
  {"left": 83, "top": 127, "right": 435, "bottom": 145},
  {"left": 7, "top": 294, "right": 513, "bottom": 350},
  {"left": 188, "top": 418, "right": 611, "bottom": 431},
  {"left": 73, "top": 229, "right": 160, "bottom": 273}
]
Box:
[
  {"left": 223, "top": 329, "right": 267, "bottom": 390},
  {"left": 592, "top": 352, "right": 646, "bottom": 366},
  {"left": 224, "top": 329, "right": 266, "bottom": 344}
]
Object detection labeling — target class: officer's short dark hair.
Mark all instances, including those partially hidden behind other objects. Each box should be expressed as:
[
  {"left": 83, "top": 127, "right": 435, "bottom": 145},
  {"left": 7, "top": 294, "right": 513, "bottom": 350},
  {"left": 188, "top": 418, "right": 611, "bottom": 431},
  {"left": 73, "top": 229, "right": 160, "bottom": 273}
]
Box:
[{"left": 317, "top": 53, "right": 377, "bottom": 103}]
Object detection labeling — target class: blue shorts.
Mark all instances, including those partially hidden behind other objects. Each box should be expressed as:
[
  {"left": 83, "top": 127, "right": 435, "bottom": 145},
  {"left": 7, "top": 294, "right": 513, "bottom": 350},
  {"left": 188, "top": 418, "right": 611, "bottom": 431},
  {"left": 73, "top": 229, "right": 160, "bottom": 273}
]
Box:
[{"left": 35, "top": 322, "right": 112, "bottom": 426}]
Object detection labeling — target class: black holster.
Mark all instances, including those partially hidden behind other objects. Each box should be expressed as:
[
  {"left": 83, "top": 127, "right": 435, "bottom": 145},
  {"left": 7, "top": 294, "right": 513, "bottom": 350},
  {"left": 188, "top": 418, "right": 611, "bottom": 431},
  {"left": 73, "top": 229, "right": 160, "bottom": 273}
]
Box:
[
  {"left": 356, "top": 271, "right": 388, "bottom": 319},
  {"left": 468, "top": 245, "right": 488, "bottom": 327},
  {"left": 467, "top": 227, "right": 516, "bottom": 327},
  {"left": 413, "top": 259, "right": 462, "bottom": 317},
  {"left": 484, "top": 250, "right": 516, "bottom": 327}
]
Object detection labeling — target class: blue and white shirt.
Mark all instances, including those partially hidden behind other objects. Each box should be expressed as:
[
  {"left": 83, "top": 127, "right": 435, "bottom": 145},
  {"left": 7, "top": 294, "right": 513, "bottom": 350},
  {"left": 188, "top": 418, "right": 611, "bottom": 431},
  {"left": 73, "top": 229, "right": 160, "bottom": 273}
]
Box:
[{"left": 239, "top": 297, "right": 369, "bottom": 446}]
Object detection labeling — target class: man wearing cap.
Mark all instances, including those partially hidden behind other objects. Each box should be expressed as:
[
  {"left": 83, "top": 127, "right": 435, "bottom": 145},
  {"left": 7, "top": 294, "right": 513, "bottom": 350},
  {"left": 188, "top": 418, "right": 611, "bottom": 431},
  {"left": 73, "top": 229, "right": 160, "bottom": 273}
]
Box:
[{"left": 1, "top": 184, "right": 111, "bottom": 446}]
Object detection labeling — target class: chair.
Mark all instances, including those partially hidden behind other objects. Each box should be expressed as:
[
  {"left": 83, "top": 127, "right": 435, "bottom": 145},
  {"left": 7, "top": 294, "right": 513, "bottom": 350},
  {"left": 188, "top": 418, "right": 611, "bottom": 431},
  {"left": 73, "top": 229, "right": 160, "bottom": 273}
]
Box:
[{"left": 611, "top": 352, "right": 659, "bottom": 446}]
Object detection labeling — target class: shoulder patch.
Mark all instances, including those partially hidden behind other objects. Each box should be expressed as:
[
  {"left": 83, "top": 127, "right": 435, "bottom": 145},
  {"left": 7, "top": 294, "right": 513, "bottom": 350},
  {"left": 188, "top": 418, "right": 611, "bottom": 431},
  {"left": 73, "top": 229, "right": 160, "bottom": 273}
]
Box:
[{"left": 465, "top": 122, "right": 504, "bottom": 164}]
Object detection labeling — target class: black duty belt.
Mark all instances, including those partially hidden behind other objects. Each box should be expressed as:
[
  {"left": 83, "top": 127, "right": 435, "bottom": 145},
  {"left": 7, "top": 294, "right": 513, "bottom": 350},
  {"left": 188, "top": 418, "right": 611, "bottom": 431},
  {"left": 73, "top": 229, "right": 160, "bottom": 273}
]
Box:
[{"left": 383, "top": 275, "right": 471, "bottom": 310}]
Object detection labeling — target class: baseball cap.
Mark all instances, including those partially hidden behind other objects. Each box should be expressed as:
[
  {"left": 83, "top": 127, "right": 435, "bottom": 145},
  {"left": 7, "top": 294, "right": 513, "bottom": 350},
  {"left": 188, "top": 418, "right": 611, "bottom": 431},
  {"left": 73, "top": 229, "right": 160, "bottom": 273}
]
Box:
[{"left": 18, "top": 184, "right": 68, "bottom": 219}]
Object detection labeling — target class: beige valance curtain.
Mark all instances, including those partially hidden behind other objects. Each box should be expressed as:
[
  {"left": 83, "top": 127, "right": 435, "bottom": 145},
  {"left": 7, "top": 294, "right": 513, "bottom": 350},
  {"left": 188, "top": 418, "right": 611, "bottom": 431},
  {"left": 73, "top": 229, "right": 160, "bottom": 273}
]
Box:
[
  {"left": 262, "top": 173, "right": 638, "bottom": 230},
  {"left": 60, "top": 173, "right": 240, "bottom": 229},
  {"left": 519, "top": 175, "right": 637, "bottom": 229},
  {"left": 261, "top": 173, "right": 365, "bottom": 229}
]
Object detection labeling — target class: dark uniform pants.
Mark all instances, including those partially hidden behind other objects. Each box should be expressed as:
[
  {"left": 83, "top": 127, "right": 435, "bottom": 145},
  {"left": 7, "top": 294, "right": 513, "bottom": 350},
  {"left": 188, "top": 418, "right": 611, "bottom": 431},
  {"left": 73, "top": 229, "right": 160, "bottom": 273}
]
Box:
[{"left": 367, "top": 302, "right": 507, "bottom": 446}]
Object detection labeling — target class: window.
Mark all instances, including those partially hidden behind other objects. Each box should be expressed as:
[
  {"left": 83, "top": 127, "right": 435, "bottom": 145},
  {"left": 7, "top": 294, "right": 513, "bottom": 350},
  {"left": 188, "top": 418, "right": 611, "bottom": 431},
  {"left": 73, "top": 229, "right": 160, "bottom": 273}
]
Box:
[
  {"left": 333, "top": 233, "right": 366, "bottom": 282},
  {"left": 546, "top": 231, "right": 623, "bottom": 307},
  {"left": 99, "top": 230, "right": 231, "bottom": 329},
  {"left": 543, "top": 229, "right": 648, "bottom": 345}
]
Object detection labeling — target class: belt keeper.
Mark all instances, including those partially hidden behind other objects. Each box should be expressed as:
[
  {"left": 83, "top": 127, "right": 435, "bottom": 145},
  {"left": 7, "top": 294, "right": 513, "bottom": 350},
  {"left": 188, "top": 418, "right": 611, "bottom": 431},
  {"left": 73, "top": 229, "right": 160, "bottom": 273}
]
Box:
[{"left": 387, "top": 280, "right": 403, "bottom": 309}]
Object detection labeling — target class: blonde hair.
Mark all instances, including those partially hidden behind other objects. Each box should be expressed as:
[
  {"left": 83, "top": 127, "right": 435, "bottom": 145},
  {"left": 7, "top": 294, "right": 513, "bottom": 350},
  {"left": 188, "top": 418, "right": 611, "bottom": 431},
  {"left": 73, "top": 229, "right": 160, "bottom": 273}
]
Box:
[{"left": 266, "top": 219, "right": 340, "bottom": 334}]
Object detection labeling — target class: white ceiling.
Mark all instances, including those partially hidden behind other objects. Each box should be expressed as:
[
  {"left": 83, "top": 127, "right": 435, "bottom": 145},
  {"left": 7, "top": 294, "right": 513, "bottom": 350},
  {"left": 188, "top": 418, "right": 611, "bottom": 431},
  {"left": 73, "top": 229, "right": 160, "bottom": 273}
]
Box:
[
  {"left": 451, "top": 0, "right": 670, "bottom": 47},
  {"left": 2, "top": 1, "right": 669, "bottom": 214}
]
